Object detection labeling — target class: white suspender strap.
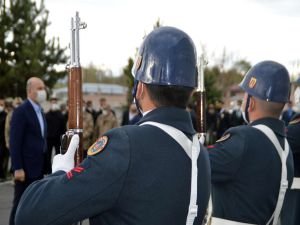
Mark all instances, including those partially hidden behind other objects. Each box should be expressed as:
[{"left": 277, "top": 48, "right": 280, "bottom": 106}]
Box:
[
  {"left": 210, "top": 217, "right": 256, "bottom": 225},
  {"left": 252, "top": 125, "right": 289, "bottom": 225},
  {"left": 140, "top": 121, "right": 200, "bottom": 225},
  {"left": 291, "top": 177, "right": 300, "bottom": 189}
]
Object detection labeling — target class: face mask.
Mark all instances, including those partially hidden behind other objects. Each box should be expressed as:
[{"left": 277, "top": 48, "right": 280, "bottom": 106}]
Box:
[
  {"left": 0, "top": 106, "right": 4, "bottom": 112},
  {"left": 102, "top": 110, "right": 108, "bottom": 116},
  {"left": 51, "top": 103, "right": 60, "bottom": 111},
  {"left": 36, "top": 90, "right": 47, "bottom": 104},
  {"left": 242, "top": 94, "right": 251, "bottom": 124}
]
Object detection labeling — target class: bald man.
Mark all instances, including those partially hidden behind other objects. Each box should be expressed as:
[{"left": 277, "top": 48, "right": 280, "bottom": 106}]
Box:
[{"left": 9, "top": 77, "right": 47, "bottom": 225}]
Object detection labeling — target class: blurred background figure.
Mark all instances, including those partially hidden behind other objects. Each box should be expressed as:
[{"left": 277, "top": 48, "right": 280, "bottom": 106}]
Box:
[
  {"left": 121, "top": 103, "right": 142, "bottom": 125},
  {"left": 216, "top": 100, "right": 231, "bottom": 139},
  {"left": 0, "top": 97, "right": 8, "bottom": 182},
  {"left": 85, "top": 100, "right": 97, "bottom": 123},
  {"left": 4, "top": 97, "right": 23, "bottom": 177},
  {"left": 186, "top": 102, "right": 197, "bottom": 130},
  {"left": 44, "top": 95, "right": 66, "bottom": 174},
  {"left": 230, "top": 99, "right": 245, "bottom": 127},
  {"left": 82, "top": 101, "right": 94, "bottom": 158},
  {"left": 206, "top": 103, "right": 218, "bottom": 145},
  {"left": 281, "top": 101, "right": 296, "bottom": 126},
  {"left": 93, "top": 104, "right": 118, "bottom": 141}
]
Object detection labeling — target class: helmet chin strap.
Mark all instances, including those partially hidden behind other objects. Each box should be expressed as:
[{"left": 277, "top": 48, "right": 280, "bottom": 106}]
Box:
[
  {"left": 132, "top": 80, "right": 143, "bottom": 115},
  {"left": 242, "top": 94, "right": 251, "bottom": 124}
]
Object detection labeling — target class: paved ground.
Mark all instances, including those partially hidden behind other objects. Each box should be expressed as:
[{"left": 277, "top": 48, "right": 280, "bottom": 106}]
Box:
[
  {"left": 0, "top": 179, "right": 89, "bottom": 225},
  {"left": 0, "top": 180, "right": 13, "bottom": 225}
]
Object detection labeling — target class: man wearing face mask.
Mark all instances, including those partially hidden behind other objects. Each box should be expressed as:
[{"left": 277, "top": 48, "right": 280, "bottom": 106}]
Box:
[
  {"left": 208, "top": 61, "right": 294, "bottom": 225},
  {"left": 15, "top": 27, "right": 211, "bottom": 225},
  {"left": 9, "top": 77, "right": 47, "bottom": 225},
  {"left": 93, "top": 104, "right": 118, "bottom": 141}
]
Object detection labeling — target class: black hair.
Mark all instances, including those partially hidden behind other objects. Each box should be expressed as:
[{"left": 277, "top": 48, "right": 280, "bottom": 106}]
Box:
[{"left": 146, "top": 84, "right": 194, "bottom": 108}]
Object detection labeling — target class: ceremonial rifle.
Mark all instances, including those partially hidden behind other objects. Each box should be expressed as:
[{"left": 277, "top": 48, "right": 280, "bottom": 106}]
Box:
[
  {"left": 195, "top": 54, "right": 207, "bottom": 145},
  {"left": 61, "top": 12, "right": 86, "bottom": 165}
]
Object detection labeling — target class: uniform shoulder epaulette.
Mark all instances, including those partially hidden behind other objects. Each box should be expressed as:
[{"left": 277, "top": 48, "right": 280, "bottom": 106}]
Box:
[
  {"left": 216, "top": 133, "right": 231, "bottom": 143},
  {"left": 289, "top": 117, "right": 300, "bottom": 125}
]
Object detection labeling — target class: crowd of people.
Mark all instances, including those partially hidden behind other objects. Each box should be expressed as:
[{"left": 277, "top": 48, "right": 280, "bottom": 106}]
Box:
[{"left": 0, "top": 27, "right": 299, "bottom": 225}]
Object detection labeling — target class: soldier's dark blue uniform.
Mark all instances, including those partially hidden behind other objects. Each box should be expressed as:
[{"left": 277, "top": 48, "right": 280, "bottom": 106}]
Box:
[
  {"left": 208, "top": 61, "right": 294, "bottom": 225},
  {"left": 15, "top": 27, "right": 211, "bottom": 225},
  {"left": 209, "top": 118, "right": 294, "bottom": 224},
  {"left": 281, "top": 113, "right": 300, "bottom": 225},
  {"left": 15, "top": 107, "right": 210, "bottom": 225}
]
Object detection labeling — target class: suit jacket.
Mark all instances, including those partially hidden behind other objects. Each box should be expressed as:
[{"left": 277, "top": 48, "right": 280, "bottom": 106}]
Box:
[{"left": 10, "top": 99, "right": 47, "bottom": 179}]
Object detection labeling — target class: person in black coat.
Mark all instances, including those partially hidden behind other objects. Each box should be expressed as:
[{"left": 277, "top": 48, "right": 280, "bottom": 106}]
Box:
[
  {"left": 0, "top": 97, "right": 8, "bottom": 181},
  {"left": 44, "top": 97, "right": 66, "bottom": 174}
]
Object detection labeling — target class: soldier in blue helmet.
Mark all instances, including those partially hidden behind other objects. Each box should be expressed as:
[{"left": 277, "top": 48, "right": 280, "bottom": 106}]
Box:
[
  {"left": 15, "top": 27, "right": 211, "bottom": 225},
  {"left": 208, "top": 61, "right": 294, "bottom": 225}
]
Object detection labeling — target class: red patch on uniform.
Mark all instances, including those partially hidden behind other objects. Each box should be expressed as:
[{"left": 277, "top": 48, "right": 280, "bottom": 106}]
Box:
[
  {"left": 207, "top": 145, "right": 215, "bottom": 149},
  {"left": 66, "top": 166, "right": 85, "bottom": 180}
]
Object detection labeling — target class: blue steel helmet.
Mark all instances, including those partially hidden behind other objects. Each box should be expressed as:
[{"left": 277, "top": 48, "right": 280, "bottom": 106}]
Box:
[
  {"left": 132, "top": 26, "right": 197, "bottom": 88},
  {"left": 239, "top": 60, "right": 290, "bottom": 103}
]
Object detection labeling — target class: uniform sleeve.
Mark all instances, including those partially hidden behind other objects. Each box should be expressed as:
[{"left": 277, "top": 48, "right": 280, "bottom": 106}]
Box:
[
  {"left": 15, "top": 128, "right": 130, "bottom": 225},
  {"left": 208, "top": 128, "right": 245, "bottom": 183},
  {"left": 10, "top": 108, "right": 26, "bottom": 170}
]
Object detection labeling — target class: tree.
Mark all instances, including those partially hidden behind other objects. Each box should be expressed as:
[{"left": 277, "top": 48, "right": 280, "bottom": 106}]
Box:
[
  {"left": 121, "top": 58, "right": 134, "bottom": 105},
  {"left": 0, "top": 0, "right": 67, "bottom": 98}
]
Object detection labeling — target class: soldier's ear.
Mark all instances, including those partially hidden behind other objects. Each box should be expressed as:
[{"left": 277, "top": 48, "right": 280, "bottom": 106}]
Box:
[
  {"left": 136, "top": 82, "right": 144, "bottom": 99},
  {"left": 248, "top": 96, "right": 256, "bottom": 112}
]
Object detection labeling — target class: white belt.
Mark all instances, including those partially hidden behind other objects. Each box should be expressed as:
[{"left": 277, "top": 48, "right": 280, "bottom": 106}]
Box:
[
  {"left": 140, "top": 121, "right": 201, "bottom": 225},
  {"left": 291, "top": 177, "right": 300, "bottom": 189},
  {"left": 211, "top": 217, "right": 256, "bottom": 225}
]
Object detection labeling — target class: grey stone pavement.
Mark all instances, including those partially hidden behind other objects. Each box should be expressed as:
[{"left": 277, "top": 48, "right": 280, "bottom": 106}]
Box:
[
  {"left": 0, "top": 180, "right": 13, "bottom": 225},
  {"left": 0, "top": 179, "right": 89, "bottom": 225}
]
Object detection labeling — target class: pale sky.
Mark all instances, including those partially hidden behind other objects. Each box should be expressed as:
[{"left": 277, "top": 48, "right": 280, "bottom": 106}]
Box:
[{"left": 44, "top": 0, "right": 300, "bottom": 78}]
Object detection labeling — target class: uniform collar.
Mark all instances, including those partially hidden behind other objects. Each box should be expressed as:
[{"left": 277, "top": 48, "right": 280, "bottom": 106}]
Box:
[
  {"left": 250, "top": 117, "right": 286, "bottom": 137},
  {"left": 137, "top": 106, "right": 196, "bottom": 135}
]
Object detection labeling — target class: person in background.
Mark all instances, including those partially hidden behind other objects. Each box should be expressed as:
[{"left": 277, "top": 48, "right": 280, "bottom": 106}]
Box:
[
  {"left": 206, "top": 103, "right": 218, "bottom": 145},
  {"left": 230, "top": 99, "right": 245, "bottom": 127},
  {"left": 0, "top": 97, "right": 8, "bottom": 181},
  {"left": 121, "top": 103, "right": 142, "bottom": 126},
  {"left": 44, "top": 95, "right": 66, "bottom": 174},
  {"left": 215, "top": 100, "right": 230, "bottom": 139},
  {"left": 281, "top": 101, "right": 296, "bottom": 126},
  {"left": 82, "top": 101, "right": 94, "bottom": 158},
  {"left": 85, "top": 100, "right": 98, "bottom": 123},
  {"left": 9, "top": 77, "right": 47, "bottom": 225},
  {"left": 93, "top": 104, "right": 118, "bottom": 141}
]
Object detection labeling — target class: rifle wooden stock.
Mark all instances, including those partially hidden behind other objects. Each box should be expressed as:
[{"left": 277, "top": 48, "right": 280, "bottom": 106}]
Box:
[
  {"left": 196, "top": 91, "right": 206, "bottom": 135},
  {"left": 196, "top": 54, "right": 207, "bottom": 144},
  {"left": 60, "top": 12, "right": 86, "bottom": 170},
  {"left": 68, "top": 67, "right": 83, "bottom": 165}
]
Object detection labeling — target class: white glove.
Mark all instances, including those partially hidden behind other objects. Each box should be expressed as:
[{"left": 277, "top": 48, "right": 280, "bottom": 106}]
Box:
[{"left": 52, "top": 134, "right": 79, "bottom": 173}]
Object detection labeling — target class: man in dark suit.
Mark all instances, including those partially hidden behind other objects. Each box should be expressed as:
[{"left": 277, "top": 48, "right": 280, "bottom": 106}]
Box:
[{"left": 9, "top": 77, "right": 47, "bottom": 225}]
